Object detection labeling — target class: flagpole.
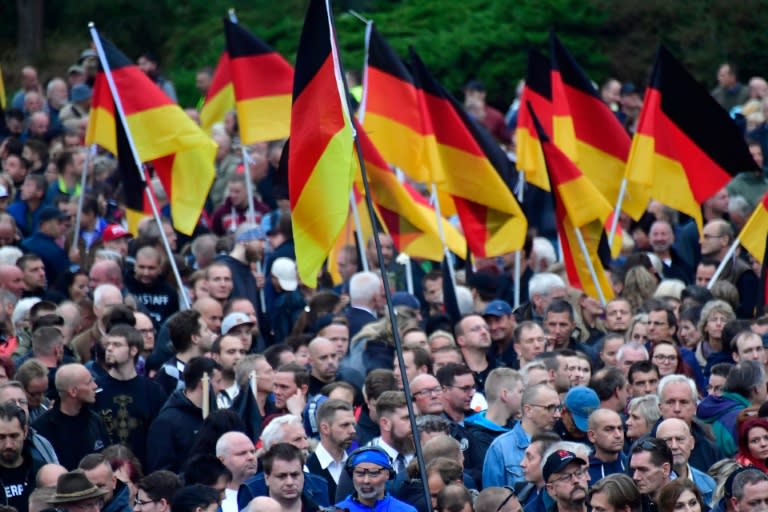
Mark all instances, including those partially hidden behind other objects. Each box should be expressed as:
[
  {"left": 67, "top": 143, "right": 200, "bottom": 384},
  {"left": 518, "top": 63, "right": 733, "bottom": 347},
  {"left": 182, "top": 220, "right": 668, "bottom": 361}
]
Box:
[
  {"left": 331, "top": 7, "right": 431, "bottom": 509},
  {"left": 72, "top": 144, "right": 96, "bottom": 250},
  {"left": 349, "top": 191, "right": 369, "bottom": 272},
  {"left": 608, "top": 177, "right": 628, "bottom": 248},
  {"left": 706, "top": 238, "right": 740, "bottom": 289},
  {"left": 431, "top": 184, "right": 457, "bottom": 288},
  {"left": 573, "top": 226, "right": 607, "bottom": 306},
  {"left": 513, "top": 171, "right": 526, "bottom": 308},
  {"left": 89, "top": 23, "right": 190, "bottom": 310}
]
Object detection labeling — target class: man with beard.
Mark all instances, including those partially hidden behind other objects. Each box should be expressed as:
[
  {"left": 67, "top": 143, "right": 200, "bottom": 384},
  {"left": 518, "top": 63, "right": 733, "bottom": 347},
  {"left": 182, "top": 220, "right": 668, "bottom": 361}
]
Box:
[
  {"left": 125, "top": 246, "right": 179, "bottom": 328},
  {"left": 307, "top": 400, "right": 357, "bottom": 499},
  {"left": 95, "top": 325, "right": 166, "bottom": 467},
  {"left": 656, "top": 418, "right": 716, "bottom": 506},
  {"left": 649, "top": 220, "right": 691, "bottom": 283},
  {"left": 542, "top": 450, "right": 589, "bottom": 512},
  {"left": 336, "top": 446, "right": 416, "bottom": 512},
  {"left": 368, "top": 391, "right": 414, "bottom": 476},
  {"left": 629, "top": 437, "right": 673, "bottom": 512},
  {"left": 586, "top": 409, "right": 626, "bottom": 482},
  {"left": 211, "top": 334, "right": 247, "bottom": 409},
  {"left": 216, "top": 224, "right": 266, "bottom": 315},
  {"left": 217, "top": 431, "right": 258, "bottom": 512},
  {"left": 0, "top": 402, "right": 45, "bottom": 512}
]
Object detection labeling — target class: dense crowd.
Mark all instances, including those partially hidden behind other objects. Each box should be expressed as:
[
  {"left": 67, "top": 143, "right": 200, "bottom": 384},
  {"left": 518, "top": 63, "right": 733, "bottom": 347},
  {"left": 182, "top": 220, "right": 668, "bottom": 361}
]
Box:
[{"left": 0, "top": 44, "right": 766, "bottom": 512}]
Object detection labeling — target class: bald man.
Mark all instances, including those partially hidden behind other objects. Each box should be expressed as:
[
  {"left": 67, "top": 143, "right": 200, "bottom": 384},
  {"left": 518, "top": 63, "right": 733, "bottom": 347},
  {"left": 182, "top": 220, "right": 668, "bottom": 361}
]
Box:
[
  {"left": 35, "top": 463, "right": 67, "bottom": 488},
  {"left": 655, "top": 418, "right": 716, "bottom": 505},
  {"left": 194, "top": 297, "right": 223, "bottom": 336},
  {"left": 411, "top": 374, "right": 444, "bottom": 416},
  {"left": 217, "top": 432, "right": 258, "bottom": 512},
  {"left": 308, "top": 337, "right": 339, "bottom": 395},
  {"left": 246, "top": 497, "right": 281, "bottom": 512},
  {"left": 587, "top": 409, "right": 626, "bottom": 482},
  {"left": 89, "top": 260, "right": 123, "bottom": 290},
  {"left": 32, "top": 364, "right": 109, "bottom": 469},
  {"left": 0, "top": 264, "right": 25, "bottom": 297}
]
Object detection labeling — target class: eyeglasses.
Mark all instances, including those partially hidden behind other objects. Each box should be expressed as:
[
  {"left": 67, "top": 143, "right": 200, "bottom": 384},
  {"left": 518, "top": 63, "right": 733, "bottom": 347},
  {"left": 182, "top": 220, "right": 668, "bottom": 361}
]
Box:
[
  {"left": 529, "top": 403, "right": 563, "bottom": 413},
  {"left": 413, "top": 387, "right": 442, "bottom": 398},
  {"left": 4, "top": 398, "right": 28, "bottom": 407},
  {"left": 352, "top": 468, "right": 386, "bottom": 479},
  {"left": 652, "top": 354, "right": 677, "bottom": 362},
  {"left": 550, "top": 467, "right": 587, "bottom": 484},
  {"left": 445, "top": 385, "right": 475, "bottom": 394},
  {"left": 496, "top": 486, "right": 518, "bottom": 512},
  {"left": 134, "top": 498, "right": 156, "bottom": 507}
]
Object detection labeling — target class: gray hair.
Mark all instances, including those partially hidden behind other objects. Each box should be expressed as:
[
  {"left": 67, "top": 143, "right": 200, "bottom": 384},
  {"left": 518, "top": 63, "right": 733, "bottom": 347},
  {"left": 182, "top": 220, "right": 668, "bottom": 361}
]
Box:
[
  {"left": 657, "top": 374, "right": 697, "bottom": 403},
  {"left": 628, "top": 395, "right": 661, "bottom": 427},
  {"left": 260, "top": 414, "right": 303, "bottom": 450},
  {"left": 349, "top": 271, "right": 381, "bottom": 305},
  {"left": 733, "top": 469, "right": 768, "bottom": 500},
  {"left": 522, "top": 383, "right": 555, "bottom": 407},
  {"left": 528, "top": 272, "right": 565, "bottom": 299},
  {"left": 616, "top": 342, "right": 648, "bottom": 364},
  {"left": 0, "top": 247, "right": 23, "bottom": 266},
  {"left": 724, "top": 360, "right": 766, "bottom": 399},
  {"left": 729, "top": 196, "right": 752, "bottom": 219},
  {"left": 520, "top": 361, "right": 549, "bottom": 386}
]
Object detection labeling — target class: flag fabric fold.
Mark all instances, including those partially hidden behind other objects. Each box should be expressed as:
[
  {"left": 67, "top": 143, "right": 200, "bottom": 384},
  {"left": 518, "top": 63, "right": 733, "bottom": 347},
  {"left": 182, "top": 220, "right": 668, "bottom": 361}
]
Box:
[
  {"left": 224, "top": 19, "right": 294, "bottom": 144},
  {"left": 624, "top": 45, "right": 759, "bottom": 232},
  {"left": 200, "top": 52, "right": 235, "bottom": 135},
  {"left": 408, "top": 48, "right": 527, "bottom": 257},
  {"left": 354, "top": 121, "right": 466, "bottom": 261},
  {"left": 740, "top": 193, "right": 768, "bottom": 265},
  {"left": 528, "top": 102, "right": 613, "bottom": 301},
  {"left": 515, "top": 49, "right": 552, "bottom": 192},
  {"left": 87, "top": 31, "right": 216, "bottom": 235},
  {"left": 288, "top": 0, "right": 355, "bottom": 287}
]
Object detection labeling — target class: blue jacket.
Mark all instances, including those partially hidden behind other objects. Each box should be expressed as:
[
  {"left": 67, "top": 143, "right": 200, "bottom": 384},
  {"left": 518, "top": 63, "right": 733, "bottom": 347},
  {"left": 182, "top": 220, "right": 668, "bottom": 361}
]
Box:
[
  {"left": 690, "top": 465, "right": 717, "bottom": 507},
  {"left": 588, "top": 454, "right": 626, "bottom": 483},
  {"left": 483, "top": 421, "right": 530, "bottom": 488},
  {"left": 8, "top": 200, "right": 44, "bottom": 238},
  {"left": 21, "top": 231, "right": 71, "bottom": 285},
  {"left": 336, "top": 493, "right": 417, "bottom": 512},
  {"left": 238, "top": 471, "right": 330, "bottom": 509},
  {"left": 103, "top": 482, "right": 132, "bottom": 512}
]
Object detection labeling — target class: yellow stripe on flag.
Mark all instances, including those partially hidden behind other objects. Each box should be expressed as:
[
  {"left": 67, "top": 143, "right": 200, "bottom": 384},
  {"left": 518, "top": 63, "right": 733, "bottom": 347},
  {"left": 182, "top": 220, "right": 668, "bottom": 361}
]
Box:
[
  {"left": 237, "top": 94, "right": 292, "bottom": 143},
  {"left": 201, "top": 83, "right": 235, "bottom": 135}
]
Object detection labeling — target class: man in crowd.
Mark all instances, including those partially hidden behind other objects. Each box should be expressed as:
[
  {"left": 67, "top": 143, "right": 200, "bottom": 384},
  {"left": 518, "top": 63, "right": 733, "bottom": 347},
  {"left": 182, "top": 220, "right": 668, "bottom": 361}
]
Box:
[
  {"left": 216, "top": 431, "right": 258, "bottom": 512},
  {"left": 125, "top": 246, "right": 179, "bottom": 327},
  {"left": 586, "top": 409, "right": 626, "bottom": 482},
  {"left": 542, "top": 449, "right": 589, "bottom": 512},
  {"left": 656, "top": 418, "right": 717, "bottom": 505},
  {"left": 0, "top": 402, "right": 46, "bottom": 511},
  {"left": 306, "top": 399, "right": 356, "bottom": 499},
  {"left": 629, "top": 438, "right": 673, "bottom": 512},
  {"left": 78, "top": 453, "right": 132, "bottom": 512},
  {"left": 335, "top": 446, "right": 417, "bottom": 512}
]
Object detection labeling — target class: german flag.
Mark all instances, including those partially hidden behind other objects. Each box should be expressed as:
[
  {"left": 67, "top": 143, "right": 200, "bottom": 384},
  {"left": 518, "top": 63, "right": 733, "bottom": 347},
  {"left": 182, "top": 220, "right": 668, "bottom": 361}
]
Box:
[
  {"left": 739, "top": 192, "right": 768, "bottom": 265},
  {"left": 408, "top": 48, "right": 527, "bottom": 257},
  {"left": 529, "top": 102, "right": 613, "bottom": 301},
  {"left": 224, "top": 19, "right": 293, "bottom": 144},
  {"left": 327, "top": 184, "right": 373, "bottom": 285},
  {"left": 624, "top": 46, "right": 758, "bottom": 232},
  {"left": 200, "top": 52, "right": 235, "bottom": 135},
  {"left": 115, "top": 118, "right": 152, "bottom": 234},
  {"left": 355, "top": 121, "right": 466, "bottom": 261},
  {"left": 363, "top": 26, "right": 436, "bottom": 184},
  {"left": 0, "top": 65, "right": 6, "bottom": 109},
  {"left": 289, "top": 0, "right": 355, "bottom": 287},
  {"left": 515, "top": 49, "right": 552, "bottom": 191},
  {"left": 87, "top": 33, "right": 216, "bottom": 235}
]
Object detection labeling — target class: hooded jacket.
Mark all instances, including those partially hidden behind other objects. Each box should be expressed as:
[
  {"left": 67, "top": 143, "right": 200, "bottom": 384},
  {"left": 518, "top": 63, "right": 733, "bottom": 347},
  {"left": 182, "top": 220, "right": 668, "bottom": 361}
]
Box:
[
  {"left": 696, "top": 391, "right": 750, "bottom": 457},
  {"left": 146, "top": 390, "right": 203, "bottom": 473},
  {"left": 588, "top": 454, "right": 626, "bottom": 483},
  {"left": 465, "top": 411, "right": 511, "bottom": 464}
]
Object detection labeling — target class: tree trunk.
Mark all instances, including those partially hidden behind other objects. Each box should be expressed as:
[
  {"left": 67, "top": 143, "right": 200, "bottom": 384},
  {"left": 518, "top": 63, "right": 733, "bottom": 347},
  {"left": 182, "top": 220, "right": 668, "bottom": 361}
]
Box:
[{"left": 16, "top": 0, "right": 44, "bottom": 62}]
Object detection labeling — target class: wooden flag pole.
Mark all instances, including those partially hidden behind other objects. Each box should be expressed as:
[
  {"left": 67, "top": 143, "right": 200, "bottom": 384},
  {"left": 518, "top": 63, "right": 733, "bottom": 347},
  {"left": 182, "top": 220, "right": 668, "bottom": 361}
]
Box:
[{"left": 201, "top": 372, "right": 210, "bottom": 419}]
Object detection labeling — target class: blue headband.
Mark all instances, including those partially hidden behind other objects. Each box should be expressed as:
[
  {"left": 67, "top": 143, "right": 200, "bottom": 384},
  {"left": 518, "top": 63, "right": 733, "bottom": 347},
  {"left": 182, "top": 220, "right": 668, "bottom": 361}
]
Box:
[{"left": 349, "top": 449, "right": 393, "bottom": 472}]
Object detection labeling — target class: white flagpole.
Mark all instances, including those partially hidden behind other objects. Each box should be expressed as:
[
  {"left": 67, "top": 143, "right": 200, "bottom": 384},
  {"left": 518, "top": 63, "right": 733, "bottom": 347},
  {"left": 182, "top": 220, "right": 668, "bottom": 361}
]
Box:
[
  {"left": 431, "top": 183, "right": 456, "bottom": 286},
  {"left": 513, "top": 171, "right": 526, "bottom": 308},
  {"left": 350, "top": 191, "right": 369, "bottom": 272},
  {"left": 573, "top": 226, "right": 607, "bottom": 306},
  {"left": 72, "top": 144, "right": 96, "bottom": 250},
  {"left": 89, "top": 23, "right": 190, "bottom": 310},
  {"left": 608, "top": 177, "right": 628, "bottom": 248},
  {"left": 707, "top": 238, "right": 740, "bottom": 289}
]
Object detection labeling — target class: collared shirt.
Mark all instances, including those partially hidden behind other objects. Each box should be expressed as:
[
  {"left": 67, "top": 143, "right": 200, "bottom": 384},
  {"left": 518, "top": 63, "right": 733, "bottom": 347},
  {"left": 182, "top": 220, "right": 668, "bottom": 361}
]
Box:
[
  {"left": 217, "top": 383, "right": 240, "bottom": 409},
  {"left": 366, "top": 437, "right": 413, "bottom": 473},
  {"left": 314, "top": 441, "right": 347, "bottom": 483}
]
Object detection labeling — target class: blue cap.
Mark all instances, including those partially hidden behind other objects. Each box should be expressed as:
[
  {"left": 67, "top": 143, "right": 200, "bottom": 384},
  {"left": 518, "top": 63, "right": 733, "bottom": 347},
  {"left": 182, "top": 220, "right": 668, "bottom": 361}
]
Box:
[
  {"left": 483, "top": 299, "right": 512, "bottom": 317},
  {"left": 392, "top": 292, "right": 420, "bottom": 310},
  {"left": 565, "top": 386, "right": 600, "bottom": 433},
  {"left": 38, "top": 206, "right": 68, "bottom": 223},
  {"left": 235, "top": 225, "right": 266, "bottom": 242}
]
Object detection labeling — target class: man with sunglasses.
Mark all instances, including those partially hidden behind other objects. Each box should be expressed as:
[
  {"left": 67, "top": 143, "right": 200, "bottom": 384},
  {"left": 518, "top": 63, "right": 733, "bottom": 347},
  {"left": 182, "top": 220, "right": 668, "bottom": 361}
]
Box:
[
  {"left": 542, "top": 450, "right": 589, "bottom": 512},
  {"left": 484, "top": 383, "right": 562, "bottom": 488},
  {"left": 335, "top": 446, "right": 416, "bottom": 512}
]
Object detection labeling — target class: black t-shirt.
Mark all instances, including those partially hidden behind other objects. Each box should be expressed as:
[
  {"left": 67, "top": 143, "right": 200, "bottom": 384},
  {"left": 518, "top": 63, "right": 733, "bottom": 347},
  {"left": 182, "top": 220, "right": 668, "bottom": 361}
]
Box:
[{"left": 1, "top": 463, "right": 32, "bottom": 512}]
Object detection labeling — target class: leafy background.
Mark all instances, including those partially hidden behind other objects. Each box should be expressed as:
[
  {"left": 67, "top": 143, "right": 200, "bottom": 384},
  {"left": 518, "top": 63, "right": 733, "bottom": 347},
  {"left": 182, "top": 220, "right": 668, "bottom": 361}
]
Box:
[{"left": 3, "top": 0, "right": 768, "bottom": 110}]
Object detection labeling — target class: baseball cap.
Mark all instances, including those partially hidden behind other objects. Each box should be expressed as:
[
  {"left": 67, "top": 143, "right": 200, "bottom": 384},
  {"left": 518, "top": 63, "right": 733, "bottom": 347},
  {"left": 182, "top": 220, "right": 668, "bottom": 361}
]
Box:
[
  {"left": 392, "top": 291, "right": 420, "bottom": 310},
  {"left": 38, "top": 207, "right": 68, "bottom": 223},
  {"left": 542, "top": 450, "right": 584, "bottom": 483},
  {"left": 483, "top": 299, "right": 512, "bottom": 318},
  {"left": 565, "top": 386, "right": 600, "bottom": 433},
  {"left": 235, "top": 223, "right": 265, "bottom": 243},
  {"left": 221, "top": 312, "right": 254, "bottom": 335},
  {"left": 271, "top": 257, "right": 298, "bottom": 291},
  {"left": 102, "top": 224, "right": 131, "bottom": 243}
]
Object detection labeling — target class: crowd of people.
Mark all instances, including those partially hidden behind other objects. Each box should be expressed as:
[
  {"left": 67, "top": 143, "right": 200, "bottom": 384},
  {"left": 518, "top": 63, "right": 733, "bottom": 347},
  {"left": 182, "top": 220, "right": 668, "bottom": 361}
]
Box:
[{"left": 0, "top": 40, "right": 766, "bottom": 512}]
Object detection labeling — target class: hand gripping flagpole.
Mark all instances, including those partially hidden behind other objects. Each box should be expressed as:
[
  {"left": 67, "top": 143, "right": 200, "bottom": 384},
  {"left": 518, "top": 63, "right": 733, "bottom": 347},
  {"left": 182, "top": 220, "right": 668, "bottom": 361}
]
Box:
[
  {"left": 330, "top": 7, "right": 432, "bottom": 510},
  {"left": 89, "top": 23, "right": 190, "bottom": 310}
]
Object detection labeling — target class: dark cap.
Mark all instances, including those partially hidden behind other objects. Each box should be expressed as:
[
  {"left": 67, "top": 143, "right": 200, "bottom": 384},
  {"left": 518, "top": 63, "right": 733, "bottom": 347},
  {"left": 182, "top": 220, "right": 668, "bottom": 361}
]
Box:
[
  {"left": 620, "top": 82, "right": 638, "bottom": 96},
  {"left": 542, "top": 450, "right": 584, "bottom": 483},
  {"left": 392, "top": 292, "right": 420, "bottom": 310},
  {"left": 39, "top": 207, "right": 68, "bottom": 223},
  {"left": 464, "top": 80, "right": 486, "bottom": 92}
]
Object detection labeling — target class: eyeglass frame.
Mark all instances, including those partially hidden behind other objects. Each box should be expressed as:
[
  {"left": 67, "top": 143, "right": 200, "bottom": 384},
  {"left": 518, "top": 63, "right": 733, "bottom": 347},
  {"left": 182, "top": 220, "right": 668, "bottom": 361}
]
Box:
[
  {"left": 496, "top": 486, "right": 518, "bottom": 512},
  {"left": 528, "top": 403, "right": 563, "bottom": 413}
]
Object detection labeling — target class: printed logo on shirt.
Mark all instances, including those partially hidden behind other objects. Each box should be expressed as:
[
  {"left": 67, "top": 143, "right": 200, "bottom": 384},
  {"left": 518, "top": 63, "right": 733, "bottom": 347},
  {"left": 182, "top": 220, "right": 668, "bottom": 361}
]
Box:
[{"left": 5, "top": 484, "right": 25, "bottom": 498}]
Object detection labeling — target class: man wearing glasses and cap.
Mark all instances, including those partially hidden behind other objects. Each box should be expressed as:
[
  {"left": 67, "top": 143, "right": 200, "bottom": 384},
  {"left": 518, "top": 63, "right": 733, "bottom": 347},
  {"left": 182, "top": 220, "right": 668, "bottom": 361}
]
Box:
[
  {"left": 542, "top": 450, "right": 589, "bottom": 512},
  {"left": 335, "top": 446, "right": 416, "bottom": 512}
]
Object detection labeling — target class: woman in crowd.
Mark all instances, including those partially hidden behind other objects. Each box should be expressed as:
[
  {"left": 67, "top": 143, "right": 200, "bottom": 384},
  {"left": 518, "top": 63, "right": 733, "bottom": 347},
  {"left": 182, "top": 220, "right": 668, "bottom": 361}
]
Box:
[
  {"left": 658, "top": 479, "right": 705, "bottom": 512},
  {"left": 695, "top": 300, "right": 736, "bottom": 373},
  {"left": 626, "top": 395, "right": 661, "bottom": 442},
  {"left": 736, "top": 417, "right": 768, "bottom": 472}
]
